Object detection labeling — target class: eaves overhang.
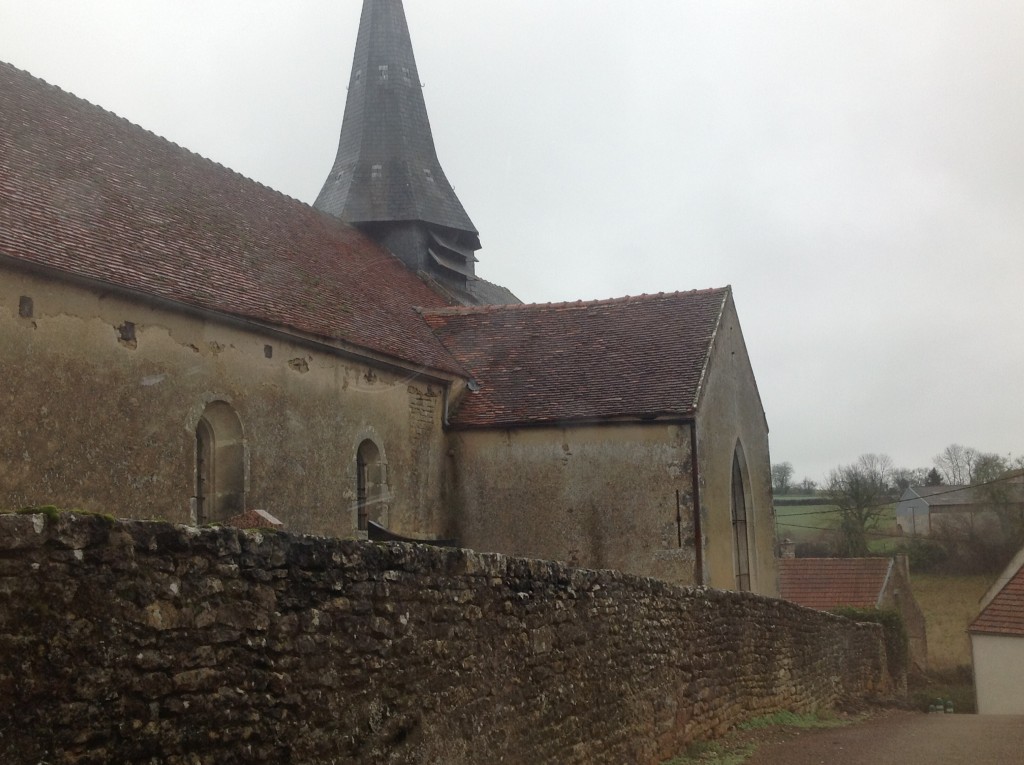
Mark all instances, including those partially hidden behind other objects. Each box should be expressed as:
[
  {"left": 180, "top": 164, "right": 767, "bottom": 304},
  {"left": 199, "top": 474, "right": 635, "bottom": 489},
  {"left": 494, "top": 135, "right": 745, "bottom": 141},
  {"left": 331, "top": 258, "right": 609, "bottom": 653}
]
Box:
[
  {"left": 445, "top": 411, "right": 697, "bottom": 433},
  {"left": 2, "top": 253, "right": 467, "bottom": 386}
]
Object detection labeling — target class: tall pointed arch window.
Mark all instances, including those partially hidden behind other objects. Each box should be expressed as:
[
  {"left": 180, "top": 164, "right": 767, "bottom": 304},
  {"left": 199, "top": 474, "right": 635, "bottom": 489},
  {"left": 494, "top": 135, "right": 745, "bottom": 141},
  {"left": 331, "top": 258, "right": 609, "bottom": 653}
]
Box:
[
  {"left": 194, "top": 402, "right": 245, "bottom": 524},
  {"left": 731, "top": 445, "right": 753, "bottom": 592}
]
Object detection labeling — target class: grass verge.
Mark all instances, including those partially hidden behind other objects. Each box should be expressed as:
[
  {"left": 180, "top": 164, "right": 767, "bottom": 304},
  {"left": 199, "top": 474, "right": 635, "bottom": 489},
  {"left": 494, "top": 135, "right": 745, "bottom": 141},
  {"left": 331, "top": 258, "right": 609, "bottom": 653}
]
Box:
[
  {"left": 908, "top": 665, "right": 976, "bottom": 714},
  {"left": 661, "top": 710, "right": 858, "bottom": 765}
]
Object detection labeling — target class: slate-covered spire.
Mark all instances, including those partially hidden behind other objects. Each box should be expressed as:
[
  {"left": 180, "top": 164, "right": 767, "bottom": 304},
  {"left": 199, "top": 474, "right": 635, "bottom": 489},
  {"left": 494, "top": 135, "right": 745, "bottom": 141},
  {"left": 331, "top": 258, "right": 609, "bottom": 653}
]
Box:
[{"left": 316, "top": 0, "right": 481, "bottom": 289}]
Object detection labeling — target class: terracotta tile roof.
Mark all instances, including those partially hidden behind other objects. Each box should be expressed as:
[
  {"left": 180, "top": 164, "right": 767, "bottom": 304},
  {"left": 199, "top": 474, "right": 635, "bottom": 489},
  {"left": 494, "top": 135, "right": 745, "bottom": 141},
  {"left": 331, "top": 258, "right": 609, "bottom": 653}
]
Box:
[
  {"left": 421, "top": 289, "right": 729, "bottom": 428},
  {"left": 778, "top": 558, "right": 893, "bottom": 610},
  {"left": 971, "top": 561, "right": 1024, "bottom": 637},
  {"left": 0, "top": 62, "right": 464, "bottom": 376},
  {"left": 225, "top": 508, "right": 284, "bottom": 530}
]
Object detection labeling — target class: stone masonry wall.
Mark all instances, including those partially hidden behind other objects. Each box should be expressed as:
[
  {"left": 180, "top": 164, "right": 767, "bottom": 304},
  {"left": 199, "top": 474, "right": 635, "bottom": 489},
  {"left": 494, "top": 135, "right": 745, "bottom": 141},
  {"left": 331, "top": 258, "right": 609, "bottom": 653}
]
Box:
[{"left": 0, "top": 512, "right": 896, "bottom": 764}]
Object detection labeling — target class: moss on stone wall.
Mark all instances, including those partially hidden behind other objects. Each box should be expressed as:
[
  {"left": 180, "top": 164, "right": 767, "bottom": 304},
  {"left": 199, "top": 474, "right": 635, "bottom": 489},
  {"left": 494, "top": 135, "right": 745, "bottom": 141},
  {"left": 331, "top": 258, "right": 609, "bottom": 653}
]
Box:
[{"left": 831, "top": 607, "right": 910, "bottom": 681}]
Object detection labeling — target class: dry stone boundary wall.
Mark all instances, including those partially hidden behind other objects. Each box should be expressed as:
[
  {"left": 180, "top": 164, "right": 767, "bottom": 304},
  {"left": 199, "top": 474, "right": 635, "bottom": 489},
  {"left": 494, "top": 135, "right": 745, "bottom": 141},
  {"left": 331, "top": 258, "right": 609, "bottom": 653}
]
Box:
[{"left": 0, "top": 512, "right": 895, "bottom": 764}]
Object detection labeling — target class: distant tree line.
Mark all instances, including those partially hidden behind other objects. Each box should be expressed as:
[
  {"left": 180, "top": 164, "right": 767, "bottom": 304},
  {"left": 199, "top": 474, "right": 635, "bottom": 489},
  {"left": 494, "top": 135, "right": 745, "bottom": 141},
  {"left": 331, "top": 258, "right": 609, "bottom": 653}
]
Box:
[
  {"left": 773, "top": 444, "right": 1023, "bottom": 567},
  {"left": 770, "top": 462, "right": 817, "bottom": 495}
]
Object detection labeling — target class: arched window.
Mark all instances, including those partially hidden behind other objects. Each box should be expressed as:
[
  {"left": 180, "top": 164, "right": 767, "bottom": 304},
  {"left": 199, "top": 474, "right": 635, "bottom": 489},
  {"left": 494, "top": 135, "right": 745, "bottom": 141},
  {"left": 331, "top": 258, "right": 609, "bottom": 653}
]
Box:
[
  {"left": 195, "top": 418, "right": 214, "bottom": 522},
  {"left": 194, "top": 401, "right": 245, "bottom": 524},
  {"left": 356, "top": 439, "right": 385, "bottom": 531},
  {"left": 731, "top": 444, "right": 753, "bottom": 592}
]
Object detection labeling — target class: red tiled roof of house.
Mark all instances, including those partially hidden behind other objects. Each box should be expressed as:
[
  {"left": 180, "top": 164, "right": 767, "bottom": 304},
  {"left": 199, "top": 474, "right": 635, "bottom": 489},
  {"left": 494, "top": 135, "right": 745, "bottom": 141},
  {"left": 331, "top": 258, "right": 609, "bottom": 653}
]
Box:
[
  {"left": 778, "top": 558, "right": 893, "bottom": 610},
  {"left": 421, "top": 289, "right": 729, "bottom": 428},
  {"left": 971, "top": 561, "right": 1024, "bottom": 637},
  {"left": 0, "top": 62, "right": 465, "bottom": 376},
  {"left": 224, "top": 508, "right": 284, "bottom": 530}
]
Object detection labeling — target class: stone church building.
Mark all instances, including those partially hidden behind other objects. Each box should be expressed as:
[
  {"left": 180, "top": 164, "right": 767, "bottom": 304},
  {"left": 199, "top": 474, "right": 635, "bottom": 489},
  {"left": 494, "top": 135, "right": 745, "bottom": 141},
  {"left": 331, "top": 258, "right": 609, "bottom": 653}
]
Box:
[{"left": 0, "top": 1, "right": 777, "bottom": 595}]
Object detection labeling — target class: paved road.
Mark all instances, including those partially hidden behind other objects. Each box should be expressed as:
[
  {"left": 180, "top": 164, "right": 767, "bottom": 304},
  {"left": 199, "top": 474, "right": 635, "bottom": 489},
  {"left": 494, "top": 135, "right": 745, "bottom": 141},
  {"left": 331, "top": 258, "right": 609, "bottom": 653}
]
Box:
[{"left": 745, "top": 711, "right": 1024, "bottom": 765}]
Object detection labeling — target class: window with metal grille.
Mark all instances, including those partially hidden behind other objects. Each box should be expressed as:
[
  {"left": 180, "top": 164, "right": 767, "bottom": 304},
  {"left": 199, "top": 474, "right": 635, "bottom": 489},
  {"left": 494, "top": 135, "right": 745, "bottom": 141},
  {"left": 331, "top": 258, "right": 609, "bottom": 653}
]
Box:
[{"left": 732, "top": 448, "right": 752, "bottom": 592}]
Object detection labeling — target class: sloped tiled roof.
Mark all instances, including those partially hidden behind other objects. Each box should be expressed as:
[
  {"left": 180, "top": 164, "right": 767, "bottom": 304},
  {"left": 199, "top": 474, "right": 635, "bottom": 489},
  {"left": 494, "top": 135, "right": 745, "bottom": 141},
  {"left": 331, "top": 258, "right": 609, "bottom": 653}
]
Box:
[
  {"left": 778, "top": 558, "right": 893, "bottom": 610},
  {"left": 907, "top": 485, "right": 971, "bottom": 505},
  {"left": 907, "top": 483, "right": 1024, "bottom": 508},
  {"left": 225, "top": 508, "right": 284, "bottom": 530},
  {"left": 0, "top": 61, "right": 465, "bottom": 376},
  {"left": 971, "top": 558, "right": 1024, "bottom": 637},
  {"left": 422, "top": 289, "right": 729, "bottom": 428}
]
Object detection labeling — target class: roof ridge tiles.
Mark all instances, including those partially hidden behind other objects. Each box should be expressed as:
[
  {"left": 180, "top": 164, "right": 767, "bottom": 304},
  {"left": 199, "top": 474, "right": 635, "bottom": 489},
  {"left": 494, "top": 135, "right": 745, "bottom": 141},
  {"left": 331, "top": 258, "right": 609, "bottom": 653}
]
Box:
[{"left": 419, "top": 286, "right": 730, "bottom": 317}]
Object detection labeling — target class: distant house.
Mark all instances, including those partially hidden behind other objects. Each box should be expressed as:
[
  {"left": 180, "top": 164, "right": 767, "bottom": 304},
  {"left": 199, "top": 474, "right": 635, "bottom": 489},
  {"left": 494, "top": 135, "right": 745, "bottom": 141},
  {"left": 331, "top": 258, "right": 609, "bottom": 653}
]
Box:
[
  {"left": 970, "top": 546, "right": 1024, "bottom": 714},
  {"left": 779, "top": 556, "right": 927, "bottom": 670},
  {"left": 895, "top": 480, "right": 1024, "bottom": 540}
]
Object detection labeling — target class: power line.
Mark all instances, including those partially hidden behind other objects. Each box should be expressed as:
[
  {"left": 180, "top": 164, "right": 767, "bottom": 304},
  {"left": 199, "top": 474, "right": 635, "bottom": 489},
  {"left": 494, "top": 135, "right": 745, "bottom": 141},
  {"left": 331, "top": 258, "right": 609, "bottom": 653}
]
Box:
[{"left": 775, "top": 521, "right": 903, "bottom": 540}]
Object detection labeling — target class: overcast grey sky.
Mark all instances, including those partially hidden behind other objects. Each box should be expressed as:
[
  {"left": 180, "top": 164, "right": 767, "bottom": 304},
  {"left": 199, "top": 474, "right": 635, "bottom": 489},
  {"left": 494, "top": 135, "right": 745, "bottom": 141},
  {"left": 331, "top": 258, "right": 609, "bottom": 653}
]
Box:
[{"left": 2, "top": 0, "right": 1022, "bottom": 483}]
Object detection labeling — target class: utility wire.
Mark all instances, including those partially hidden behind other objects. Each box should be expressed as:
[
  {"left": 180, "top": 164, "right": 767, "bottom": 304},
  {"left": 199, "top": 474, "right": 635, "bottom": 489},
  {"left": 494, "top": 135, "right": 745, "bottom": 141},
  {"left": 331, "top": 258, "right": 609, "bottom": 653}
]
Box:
[{"left": 775, "top": 521, "right": 904, "bottom": 540}]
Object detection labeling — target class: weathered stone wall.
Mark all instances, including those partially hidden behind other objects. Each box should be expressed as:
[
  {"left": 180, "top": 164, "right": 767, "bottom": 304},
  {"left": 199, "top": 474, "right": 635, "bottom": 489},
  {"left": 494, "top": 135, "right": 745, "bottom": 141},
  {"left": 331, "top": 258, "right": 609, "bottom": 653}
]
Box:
[
  {"left": 448, "top": 423, "right": 703, "bottom": 587},
  {"left": 0, "top": 267, "right": 451, "bottom": 539},
  {"left": 0, "top": 512, "right": 896, "bottom": 765}
]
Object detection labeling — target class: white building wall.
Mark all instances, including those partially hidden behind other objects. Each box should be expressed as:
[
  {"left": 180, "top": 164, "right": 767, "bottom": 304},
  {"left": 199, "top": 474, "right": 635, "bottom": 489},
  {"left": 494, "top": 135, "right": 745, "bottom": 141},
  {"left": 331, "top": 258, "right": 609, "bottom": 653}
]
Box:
[
  {"left": 971, "top": 633, "right": 1024, "bottom": 714},
  {"left": 895, "top": 495, "right": 931, "bottom": 536}
]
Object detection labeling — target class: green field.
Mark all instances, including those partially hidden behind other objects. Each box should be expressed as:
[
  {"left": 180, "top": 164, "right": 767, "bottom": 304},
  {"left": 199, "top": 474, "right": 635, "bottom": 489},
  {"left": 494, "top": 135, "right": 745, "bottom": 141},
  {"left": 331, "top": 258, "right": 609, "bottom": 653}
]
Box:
[
  {"left": 906, "top": 572, "right": 994, "bottom": 712},
  {"left": 774, "top": 499, "right": 899, "bottom": 554},
  {"left": 911, "top": 573, "right": 993, "bottom": 669},
  {"left": 774, "top": 497, "right": 996, "bottom": 710}
]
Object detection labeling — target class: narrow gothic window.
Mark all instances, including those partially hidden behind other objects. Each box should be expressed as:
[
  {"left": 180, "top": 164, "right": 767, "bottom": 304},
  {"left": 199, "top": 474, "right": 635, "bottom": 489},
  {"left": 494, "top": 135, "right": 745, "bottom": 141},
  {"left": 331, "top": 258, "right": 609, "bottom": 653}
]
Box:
[
  {"left": 732, "top": 447, "right": 752, "bottom": 592},
  {"left": 194, "top": 402, "right": 245, "bottom": 524},
  {"left": 195, "top": 419, "right": 214, "bottom": 524}
]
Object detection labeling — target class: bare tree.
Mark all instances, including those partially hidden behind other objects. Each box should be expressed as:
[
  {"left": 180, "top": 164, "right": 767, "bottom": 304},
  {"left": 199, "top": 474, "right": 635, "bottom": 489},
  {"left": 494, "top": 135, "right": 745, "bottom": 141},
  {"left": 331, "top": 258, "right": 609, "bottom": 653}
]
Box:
[
  {"left": 891, "top": 466, "right": 929, "bottom": 493},
  {"left": 971, "top": 452, "right": 1024, "bottom": 547},
  {"left": 974, "top": 452, "right": 1011, "bottom": 486},
  {"left": 797, "top": 477, "right": 818, "bottom": 495},
  {"left": 934, "top": 444, "right": 979, "bottom": 485},
  {"left": 771, "top": 462, "right": 794, "bottom": 495},
  {"left": 825, "top": 453, "right": 895, "bottom": 557}
]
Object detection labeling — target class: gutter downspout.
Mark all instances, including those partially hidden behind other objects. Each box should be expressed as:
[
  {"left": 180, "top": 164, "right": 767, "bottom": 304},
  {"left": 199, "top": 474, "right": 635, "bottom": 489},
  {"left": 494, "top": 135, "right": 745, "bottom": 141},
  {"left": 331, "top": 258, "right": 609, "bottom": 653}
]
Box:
[{"left": 690, "top": 423, "right": 704, "bottom": 586}]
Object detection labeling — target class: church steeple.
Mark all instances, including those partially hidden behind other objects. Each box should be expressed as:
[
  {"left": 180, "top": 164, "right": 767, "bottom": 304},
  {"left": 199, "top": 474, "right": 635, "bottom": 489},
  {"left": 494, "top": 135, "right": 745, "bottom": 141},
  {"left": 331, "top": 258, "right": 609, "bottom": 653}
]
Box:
[{"left": 315, "top": 0, "right": 481, "bottom": 291}]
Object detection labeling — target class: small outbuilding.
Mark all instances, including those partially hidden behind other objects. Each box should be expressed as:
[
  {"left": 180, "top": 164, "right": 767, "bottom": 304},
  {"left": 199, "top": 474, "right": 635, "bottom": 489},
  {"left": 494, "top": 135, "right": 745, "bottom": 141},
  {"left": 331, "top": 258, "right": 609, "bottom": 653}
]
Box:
[
  {"left": 779, "top": 556, "right": 927, "bottom": 670},
  {"left": 970, "top": 546, "right": 1024, "bottom": 714},
  {"left": 895, "top": 480, "right": 1024, "bottom": 540}
]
